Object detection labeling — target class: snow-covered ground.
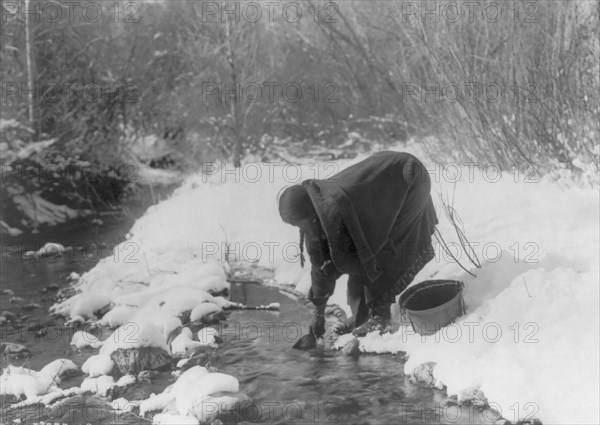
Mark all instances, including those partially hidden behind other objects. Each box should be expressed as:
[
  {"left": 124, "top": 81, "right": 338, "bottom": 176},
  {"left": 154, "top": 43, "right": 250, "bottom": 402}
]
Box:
[{"left": 47, "top": 142, "right": 599, "bottom": 424}]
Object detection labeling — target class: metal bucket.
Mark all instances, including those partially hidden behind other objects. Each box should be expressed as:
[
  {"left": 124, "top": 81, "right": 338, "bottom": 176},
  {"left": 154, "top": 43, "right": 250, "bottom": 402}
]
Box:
[{"left": 398, "top": 280, "right": 466, "bottom": 335}]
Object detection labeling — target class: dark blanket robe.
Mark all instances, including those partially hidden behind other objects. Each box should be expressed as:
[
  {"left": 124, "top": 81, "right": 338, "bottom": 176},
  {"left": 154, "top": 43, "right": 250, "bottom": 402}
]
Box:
[{"left": 302, "top": 151, "right": 438, "bottom": 304}]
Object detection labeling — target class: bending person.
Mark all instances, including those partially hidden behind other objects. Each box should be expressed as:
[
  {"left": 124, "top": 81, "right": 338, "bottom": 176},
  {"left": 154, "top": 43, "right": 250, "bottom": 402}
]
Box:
[{"left": 278, "top": 151, "right": 438, "bottom": 337}]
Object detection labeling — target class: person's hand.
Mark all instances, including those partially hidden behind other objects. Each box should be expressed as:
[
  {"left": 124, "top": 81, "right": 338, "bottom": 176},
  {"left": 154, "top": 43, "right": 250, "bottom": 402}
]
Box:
[{"left": 309, "top": 313, "right": 326, "bottom": 339}]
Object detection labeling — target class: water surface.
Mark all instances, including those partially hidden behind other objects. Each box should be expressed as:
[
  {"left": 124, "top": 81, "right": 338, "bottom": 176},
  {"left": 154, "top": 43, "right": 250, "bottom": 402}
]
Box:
[{"left": 0, "top": 191, "right": 500, "bottom": 425}]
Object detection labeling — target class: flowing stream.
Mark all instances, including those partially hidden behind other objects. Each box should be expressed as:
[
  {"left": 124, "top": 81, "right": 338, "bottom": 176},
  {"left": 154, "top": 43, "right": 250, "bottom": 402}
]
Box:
[{"left": 0, "top": 190, "right": 500, "bottom": 425}]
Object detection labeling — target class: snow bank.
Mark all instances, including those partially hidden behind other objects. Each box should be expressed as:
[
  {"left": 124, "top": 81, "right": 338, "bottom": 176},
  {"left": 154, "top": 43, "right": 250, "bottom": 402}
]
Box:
[{"left": 51, "top": 144, "right": 599, "bottom": 424}]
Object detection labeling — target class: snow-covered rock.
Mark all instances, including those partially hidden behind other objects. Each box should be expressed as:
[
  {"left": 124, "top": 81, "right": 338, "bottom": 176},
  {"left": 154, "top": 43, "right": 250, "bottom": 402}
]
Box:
[
  {"left": 0, "top": 342, "right": 30, "bottom": 356},
  {"left": 191, "top": 391, "right": 252, "bottom": 423},
  {"left": 0, "top": 359, "right": 79, "bottom": 400},
  {"left": 196, "top": 327, "right": 219, "bottom": 348},
  {"left": 97, "top": 305, "right": 136, "bottom": 328},
  {"left": 189, "top": 302, "right": 221, "bottom": 322},
  {"left": 39, "top": 359, "right": 79, "bottom": 383},
  {"left": 70, "top": 330, "right": 103, "bottom": 349},
  {"left": 80, "top": 375, "right": 115, "bottom": 396},
  {"left": 0, "top": 367, "right": 57, "bottom": 399},
  {"left": 111, "top": 397, "right": 138, "bottom": 412},
  {"left": 170, "top": 327, "right": 203, "bottom": 356},
  {"left": 116, "top": 374, "right": 137, "bottom": 387},
  {"left": 81, "top": 354, "right": 114, "bottom": 377},
  {"left": 138, "top": 366, "right": 246, "bottom": 423},
  {"left": 140, "top": 390, "right": 176, "bottom": 416},
  {"left": 410, "top": 362, "right": 444, "bottom": 389},
  {"left": 100, "top": 321, "right": 169, "bottom": 355}
]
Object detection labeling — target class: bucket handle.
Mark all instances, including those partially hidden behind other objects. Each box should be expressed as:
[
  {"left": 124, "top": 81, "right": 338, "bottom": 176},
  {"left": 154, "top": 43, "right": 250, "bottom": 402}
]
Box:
[
  {"left": 458, "top": 281, "right": 466, "bottom": 315},
  {"left": 400, "top": 307, "right": 418, "bottom": 334},
  {"left": 399, "top": 281, "right": 466, "bottom": 333}
]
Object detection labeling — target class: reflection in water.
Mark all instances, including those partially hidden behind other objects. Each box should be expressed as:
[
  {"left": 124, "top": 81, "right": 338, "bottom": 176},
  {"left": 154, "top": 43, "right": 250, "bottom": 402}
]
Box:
[{"left": 221, "top": 283, "right": 495, "bottom": 425}]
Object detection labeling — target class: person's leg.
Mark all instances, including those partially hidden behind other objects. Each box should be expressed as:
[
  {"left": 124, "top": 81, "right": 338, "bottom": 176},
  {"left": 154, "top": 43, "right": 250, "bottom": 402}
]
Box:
[
  {"left": 364, "top": 287, "right": 391, "bottom": 319},
  {"left": 352, "top": 286, "right": 393, "bottom": 337},
  {"left": 347, "top": 274, "right": 370, "bottom": 327}
]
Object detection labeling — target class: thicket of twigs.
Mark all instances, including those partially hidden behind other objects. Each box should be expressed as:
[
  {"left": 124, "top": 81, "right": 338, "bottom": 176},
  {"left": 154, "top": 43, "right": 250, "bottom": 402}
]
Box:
[{"left": 1, "top": 0, "right": 598, "bottom": 171}]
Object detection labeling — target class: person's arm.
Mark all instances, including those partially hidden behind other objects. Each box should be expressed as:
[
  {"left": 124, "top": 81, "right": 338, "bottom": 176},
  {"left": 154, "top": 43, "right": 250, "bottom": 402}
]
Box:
[
  {"left": 304, "top": 229, "right": 337, "bottom": 305},
  {"left": 303, "top": 229, "right": 338, "bottom": 337},
  {"left": 306, "top": 263, "right": 338, "bottom": 338},
  {"left": 307, "top": 264, "right": 337, "bottom": 309}
]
